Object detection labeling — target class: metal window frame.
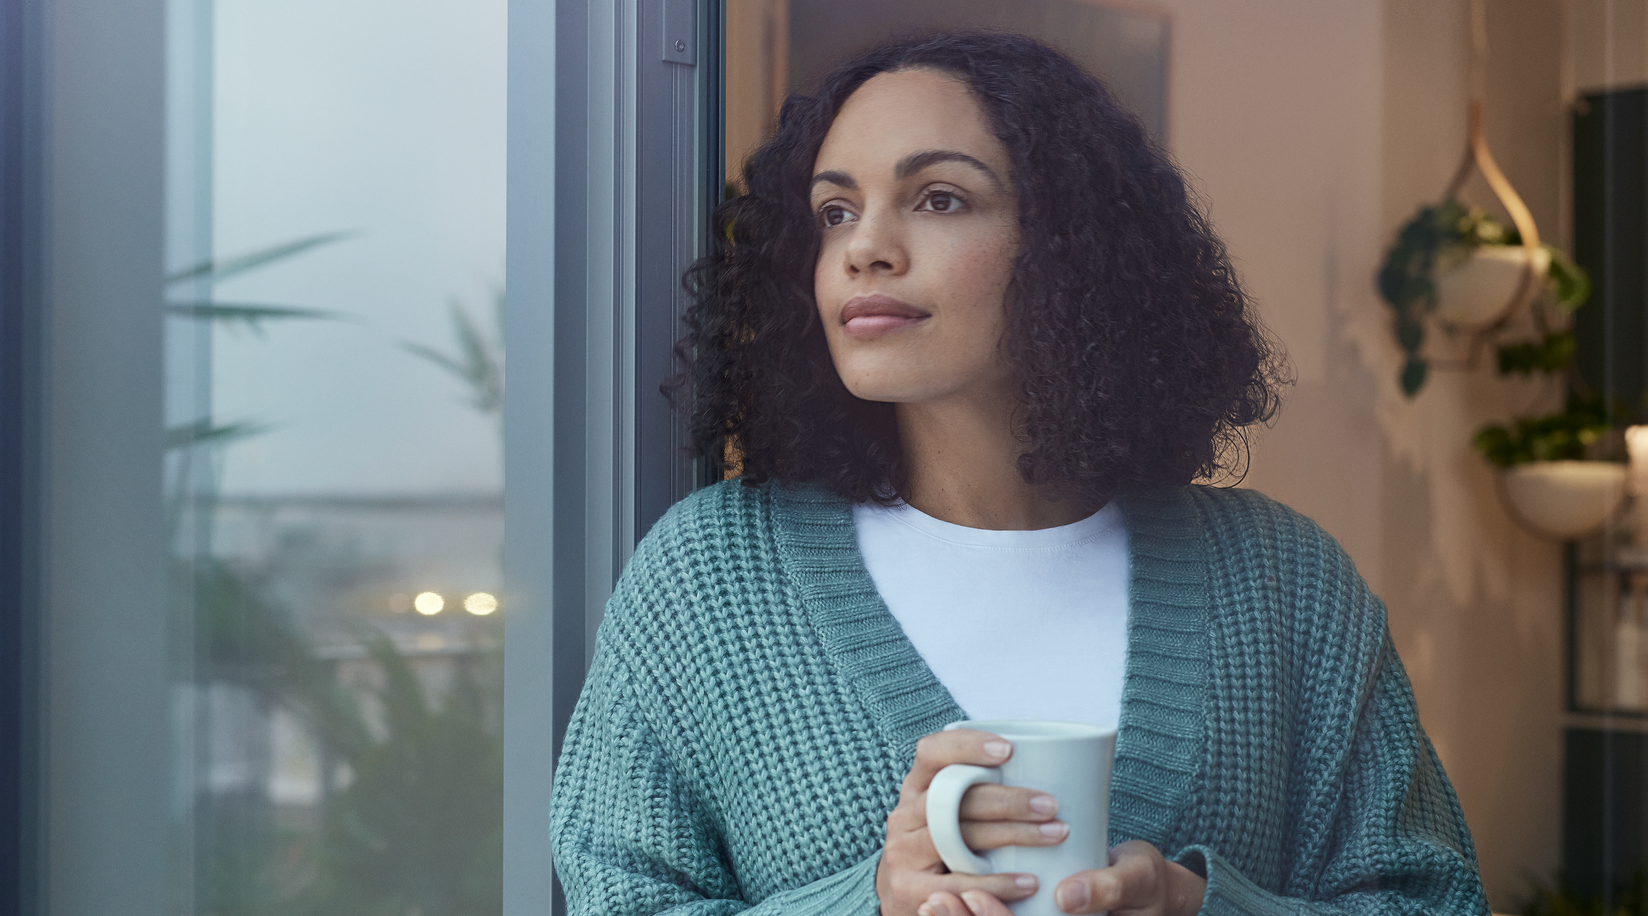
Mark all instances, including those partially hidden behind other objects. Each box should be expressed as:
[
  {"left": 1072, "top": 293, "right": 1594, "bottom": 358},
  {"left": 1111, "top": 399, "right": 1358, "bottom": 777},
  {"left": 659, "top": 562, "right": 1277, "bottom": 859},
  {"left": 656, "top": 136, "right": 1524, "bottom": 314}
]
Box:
[
  {"left": 503, "top": 1, "right": 717, "bottom": 913},
  {"left": 0, "top": 0, "right": 45, "bottom": 911},
  {"left": 27, "top": 2, "right": 173, "bottom": 915}
]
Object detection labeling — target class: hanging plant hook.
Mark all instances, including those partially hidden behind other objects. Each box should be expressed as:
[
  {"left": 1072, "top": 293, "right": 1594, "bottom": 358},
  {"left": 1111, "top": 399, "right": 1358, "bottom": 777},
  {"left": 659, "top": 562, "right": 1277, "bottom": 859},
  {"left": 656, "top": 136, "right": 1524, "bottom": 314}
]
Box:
[
  {"left": 1437, "top": 0, "right": 1543, "bottom": 331},
  {"left": 1377, "top": 0, "right": 1561, "bottom": 395}
]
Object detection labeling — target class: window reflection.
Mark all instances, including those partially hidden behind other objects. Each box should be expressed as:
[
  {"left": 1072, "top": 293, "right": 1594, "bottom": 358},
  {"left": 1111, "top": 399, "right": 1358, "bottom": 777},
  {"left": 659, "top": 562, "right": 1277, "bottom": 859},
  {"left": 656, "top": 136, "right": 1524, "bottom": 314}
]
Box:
[{"left": 164, "top": 1, "right": 505, "bottom": 912}]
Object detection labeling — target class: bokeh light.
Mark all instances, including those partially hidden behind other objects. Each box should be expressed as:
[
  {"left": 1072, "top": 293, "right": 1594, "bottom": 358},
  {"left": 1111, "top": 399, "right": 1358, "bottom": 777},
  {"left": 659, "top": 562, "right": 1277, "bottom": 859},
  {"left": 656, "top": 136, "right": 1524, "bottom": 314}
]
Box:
[
  {"left": 413, "top": 591, "right": 445, "bottom": 615},
  {"left": 464, "top": 592, "right": 498, "bottom": 615}
]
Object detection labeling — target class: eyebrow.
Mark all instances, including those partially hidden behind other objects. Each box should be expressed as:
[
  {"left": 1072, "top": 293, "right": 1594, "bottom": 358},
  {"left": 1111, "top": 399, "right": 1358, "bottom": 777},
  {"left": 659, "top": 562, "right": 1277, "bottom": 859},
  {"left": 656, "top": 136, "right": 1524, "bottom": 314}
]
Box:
[
  {"left": 810, "top": 170, "right": 855, "bottom": 191},
  {"left": 809, "top": 149, "right": 1005, "bottom": 194},
  {"left": 894, "top": 149, "right": 1003, "bottom": 188}
]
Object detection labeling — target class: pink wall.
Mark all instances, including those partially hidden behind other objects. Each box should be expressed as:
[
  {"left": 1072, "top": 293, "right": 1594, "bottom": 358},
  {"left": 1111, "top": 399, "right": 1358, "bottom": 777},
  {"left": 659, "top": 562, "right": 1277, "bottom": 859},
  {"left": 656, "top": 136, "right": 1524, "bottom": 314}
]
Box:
[{"left": 1152, "top": 0, "right": 1566, "bottom": 906}]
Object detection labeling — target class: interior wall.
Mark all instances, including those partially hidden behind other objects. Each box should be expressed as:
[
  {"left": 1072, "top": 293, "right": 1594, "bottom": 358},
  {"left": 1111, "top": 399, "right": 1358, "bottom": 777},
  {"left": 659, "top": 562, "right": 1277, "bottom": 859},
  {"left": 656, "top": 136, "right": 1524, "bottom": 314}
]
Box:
[
  {"left": 1569, "top": 0, "right": 1648, "bottom": 95},
  {"left": 1148, "top": 0, "right": 1566, "bottom": 908},
  {"left": 724, "top": 0, "right": 786, "bottom": 189}
]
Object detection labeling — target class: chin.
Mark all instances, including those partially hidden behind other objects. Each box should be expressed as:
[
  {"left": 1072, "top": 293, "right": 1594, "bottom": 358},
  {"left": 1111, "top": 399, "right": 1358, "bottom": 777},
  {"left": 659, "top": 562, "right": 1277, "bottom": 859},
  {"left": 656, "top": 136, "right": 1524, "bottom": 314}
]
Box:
[{"left": 838, "top": 374, "right": 919, "bottom": 404}]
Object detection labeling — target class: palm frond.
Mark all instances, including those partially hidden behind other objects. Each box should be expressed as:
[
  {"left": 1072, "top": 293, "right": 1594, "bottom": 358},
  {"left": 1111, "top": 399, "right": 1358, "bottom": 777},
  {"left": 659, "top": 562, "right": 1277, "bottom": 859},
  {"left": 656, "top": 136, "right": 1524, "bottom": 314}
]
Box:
[
  {"left": 166, "top": 231, "right": 358, "bottom": 285},
  {"left": 166, "top": 302, "right": 342, "bottom": 337},
  {"left": 399, "top": 296, "right": 504, "bottom": 415},
  {"left": 165, "top": 418, "right": 274, "bottom": 451}
]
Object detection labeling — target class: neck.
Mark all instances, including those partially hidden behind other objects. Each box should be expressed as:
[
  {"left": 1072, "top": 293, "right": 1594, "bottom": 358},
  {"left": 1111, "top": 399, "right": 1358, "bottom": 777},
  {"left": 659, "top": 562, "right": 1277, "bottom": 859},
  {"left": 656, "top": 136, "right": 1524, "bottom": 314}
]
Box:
[{"left": 894, "top": 394, "right": 1092, "bottom": 531}]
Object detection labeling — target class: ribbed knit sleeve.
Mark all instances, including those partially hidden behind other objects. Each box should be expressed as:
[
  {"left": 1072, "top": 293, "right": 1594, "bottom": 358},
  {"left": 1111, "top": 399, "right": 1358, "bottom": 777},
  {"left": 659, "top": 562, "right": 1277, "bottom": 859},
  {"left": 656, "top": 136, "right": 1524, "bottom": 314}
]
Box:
[
  {"left": 549, "top": 639, "right": 882, "bottom": 916},
  {"left": 1164, "top": 488, "right": 1486, "bottom": 916},
  {"left": 548, "top": 482, "right": 901, "bottom": 916}
]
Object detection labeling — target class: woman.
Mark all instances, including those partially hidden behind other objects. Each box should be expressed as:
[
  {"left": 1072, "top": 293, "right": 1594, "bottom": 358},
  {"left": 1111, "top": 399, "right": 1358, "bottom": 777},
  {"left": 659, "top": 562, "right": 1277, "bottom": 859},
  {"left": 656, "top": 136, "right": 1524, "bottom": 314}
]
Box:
[{"left": 550, "top": 31, "right": 1487, "bottom": 916}]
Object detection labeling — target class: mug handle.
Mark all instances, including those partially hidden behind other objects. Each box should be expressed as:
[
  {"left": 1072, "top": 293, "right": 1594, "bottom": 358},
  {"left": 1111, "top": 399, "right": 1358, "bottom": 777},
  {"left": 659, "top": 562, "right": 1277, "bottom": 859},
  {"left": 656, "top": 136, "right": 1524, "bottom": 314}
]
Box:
[{"left": 924, "top": 764, "right": 1002, "bottom": 875}]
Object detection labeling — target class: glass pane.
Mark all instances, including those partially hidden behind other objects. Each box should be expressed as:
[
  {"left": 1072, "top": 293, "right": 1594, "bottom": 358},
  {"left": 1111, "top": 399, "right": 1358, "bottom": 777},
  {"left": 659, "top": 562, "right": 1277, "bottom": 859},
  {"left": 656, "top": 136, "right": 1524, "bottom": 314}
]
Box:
[{"left": 164, "top": 2, "right": 506, "bottom": 912}]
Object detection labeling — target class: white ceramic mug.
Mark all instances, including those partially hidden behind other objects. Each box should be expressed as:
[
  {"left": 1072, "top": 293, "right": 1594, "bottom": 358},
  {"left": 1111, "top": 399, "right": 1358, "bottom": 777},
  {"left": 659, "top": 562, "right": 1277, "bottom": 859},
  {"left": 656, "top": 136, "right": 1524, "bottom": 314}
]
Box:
[{"left": 926, "top": 720, "right": 1117, "bottom": 916}]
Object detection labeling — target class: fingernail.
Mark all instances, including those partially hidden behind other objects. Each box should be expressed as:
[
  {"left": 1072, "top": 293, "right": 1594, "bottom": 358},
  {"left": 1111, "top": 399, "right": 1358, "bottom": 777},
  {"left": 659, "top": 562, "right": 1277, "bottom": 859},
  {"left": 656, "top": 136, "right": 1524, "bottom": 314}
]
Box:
[
  {"left": 1016, "top": 874, "right": 1039, "bottom": 890},
  {"left": 1029, "top": 794, "right": 1058, "bottom": 815},
  {"left": 961, "top": 890, "right": 990, "bottom": 915},
  {"left": 1058, "top": 882, "right": 1090, "bottom": 912},
  {"left": 918, "top": 900, "right": 936, "bottom": 916},
  {"left": 984, "top": 740, "right": 1012, "bottom": 760},
  {"left": 1040, "top": 820, "right": 1070, "bottom": 839}
]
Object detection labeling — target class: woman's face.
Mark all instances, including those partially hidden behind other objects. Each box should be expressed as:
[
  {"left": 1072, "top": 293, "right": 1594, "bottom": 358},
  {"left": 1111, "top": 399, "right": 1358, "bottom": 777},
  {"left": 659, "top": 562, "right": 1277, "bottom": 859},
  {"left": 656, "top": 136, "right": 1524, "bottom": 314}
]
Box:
[{"left": 811, "top": 68, "right": 1019, "bottom": 408}]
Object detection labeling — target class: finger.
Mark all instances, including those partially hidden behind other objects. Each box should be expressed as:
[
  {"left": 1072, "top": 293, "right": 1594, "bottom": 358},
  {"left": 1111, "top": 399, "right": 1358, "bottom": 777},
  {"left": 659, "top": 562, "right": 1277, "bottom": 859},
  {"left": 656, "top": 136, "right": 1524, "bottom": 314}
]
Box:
[
  {"left": 1106, "top": 841, "right": 1165, "bottom": 906},
  {"left": 917, "top": 891, "right": 963, "bottom": 916},
  {"left": 1054, "top": 867, "right": 1122, "bottom": 915},
  {"left": 959, "top": 888, "right": 1017, "bottom": 916},
  {"left": 906, "top": 872, "right": 1040, "bottom": 912},
  {"left": 906, "top": 730, "right": 1014, "bottom": 795},
  {"left": 920, "top": 891, "right": 976, "bottom": 916},
  {"left": 943, "top": 872, "right": 1040, "bottom": 903},
  {"left": 959, "top": 818, "right": 1069, "bottom": 851},
  {"left": 957, "top": 784, "right": 1059, "bottom": 822},
  {"left": 1056, "top": 843, "right": 1161, "bottom": 914}
]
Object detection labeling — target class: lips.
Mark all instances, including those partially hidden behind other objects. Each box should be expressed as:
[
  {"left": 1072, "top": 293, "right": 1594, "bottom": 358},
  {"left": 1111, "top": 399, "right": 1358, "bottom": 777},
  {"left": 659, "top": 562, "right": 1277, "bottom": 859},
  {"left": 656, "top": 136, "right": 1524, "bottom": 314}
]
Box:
[{"left": 840, "top": 294, "right": 929, "bottom": 338}]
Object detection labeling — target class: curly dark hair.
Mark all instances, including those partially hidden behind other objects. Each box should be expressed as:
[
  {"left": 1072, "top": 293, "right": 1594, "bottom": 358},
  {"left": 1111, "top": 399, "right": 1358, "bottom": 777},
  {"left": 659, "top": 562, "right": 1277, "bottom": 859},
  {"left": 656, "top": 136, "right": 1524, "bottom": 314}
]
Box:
[{"left": 677, "top": 30, "right": 1287, "bottom": 507}]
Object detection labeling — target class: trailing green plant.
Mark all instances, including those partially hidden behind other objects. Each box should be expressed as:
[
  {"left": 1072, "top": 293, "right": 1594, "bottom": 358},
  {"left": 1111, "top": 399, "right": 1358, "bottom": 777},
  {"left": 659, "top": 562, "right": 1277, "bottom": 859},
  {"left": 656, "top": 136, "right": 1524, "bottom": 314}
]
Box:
[
  {"left": 1378, "top": 200, "right": 1589, "bottom": 396},
  {"left": 1376, "top": 199, "right": 1622, "bottom": 467},
  {"left": 1472, "top": 392, "right": 1614, "bottom": 467},
  {"left": 1498, "top": 331, "right": 1578, "bottom": 376}
]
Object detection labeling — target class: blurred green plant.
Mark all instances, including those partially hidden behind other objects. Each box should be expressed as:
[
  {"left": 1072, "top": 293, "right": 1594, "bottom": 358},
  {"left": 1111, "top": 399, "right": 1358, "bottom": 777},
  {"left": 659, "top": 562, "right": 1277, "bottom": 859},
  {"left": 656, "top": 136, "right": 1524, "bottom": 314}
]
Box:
[
  {"left": 186, "top": 556, "right": 502, "bottom": 916},
  {"left": 166, "top": 231, "right": 352, "bottom": 335},
  {"left": 166, "top": 232, "right": 504, "bottom": 915},
  {"left": 1375, "top": 202, "right": 1631, "bottom": 468},
  {"left": 1378, "top": 200, "right": 1588, "bottom": 397},
  {"left": 1472, "top": 393, "right": 1615, "bottom": 467},
  {"left": 400, "top": 288, "right": 505, "bottom": 418},
  {"left": 300, "top": 633, "right": 502, "bottom": 916}
]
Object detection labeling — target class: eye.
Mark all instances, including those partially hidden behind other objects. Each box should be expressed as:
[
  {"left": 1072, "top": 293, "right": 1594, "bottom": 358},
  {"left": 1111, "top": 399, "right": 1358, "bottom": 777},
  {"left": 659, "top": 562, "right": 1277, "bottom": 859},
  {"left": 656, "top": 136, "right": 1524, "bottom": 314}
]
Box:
[
  {"left": 916, "top": 189, "right": 966, "bottom": 213},
  {"left": 817, "top": 203, "right": 857, "bottom": 228}
]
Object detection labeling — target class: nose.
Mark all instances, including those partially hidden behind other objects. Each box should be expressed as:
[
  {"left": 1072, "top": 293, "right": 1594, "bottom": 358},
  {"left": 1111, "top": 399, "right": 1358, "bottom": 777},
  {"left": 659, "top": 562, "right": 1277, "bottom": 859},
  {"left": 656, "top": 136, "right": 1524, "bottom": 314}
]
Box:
[{"left": 844, "top": 205, "right": 907, "bottom": 277}]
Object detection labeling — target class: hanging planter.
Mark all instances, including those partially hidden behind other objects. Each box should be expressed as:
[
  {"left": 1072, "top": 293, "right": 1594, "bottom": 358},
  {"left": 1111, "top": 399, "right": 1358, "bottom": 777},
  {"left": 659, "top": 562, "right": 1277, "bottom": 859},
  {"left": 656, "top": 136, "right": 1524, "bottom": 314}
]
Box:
[
  {"left": 1496, "top": 460, "right": 1629, "bottom": 541},
  {"left": 1475, "top": 394, "right": 1626, "bottom": 541},
  {"left": 1377, "top": 0, "right": 1622, "bottom": 541},
  {"left": 1433, "top": 242, "right": 1551, "bottom": 328},
  {"left": 1379, "top": 199, "right": 1587, "bottom": 395},
  {"left": 1377, "top": 0, "right": 1591, "bottom": 397}
]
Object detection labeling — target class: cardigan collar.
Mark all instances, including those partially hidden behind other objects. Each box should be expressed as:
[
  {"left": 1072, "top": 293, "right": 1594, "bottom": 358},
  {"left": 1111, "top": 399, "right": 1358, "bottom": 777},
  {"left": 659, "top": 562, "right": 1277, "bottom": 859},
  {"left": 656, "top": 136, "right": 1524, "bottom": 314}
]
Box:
[{"left": 768, "top": 484, "right": 1209, "bottom": 849}]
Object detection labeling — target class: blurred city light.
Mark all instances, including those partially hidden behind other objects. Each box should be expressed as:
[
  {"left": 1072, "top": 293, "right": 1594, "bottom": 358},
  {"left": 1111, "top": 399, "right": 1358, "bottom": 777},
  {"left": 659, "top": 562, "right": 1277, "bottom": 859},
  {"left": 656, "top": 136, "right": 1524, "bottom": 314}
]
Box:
[{"left": 413, "top": 591, "right": 445, "bottom": 615}]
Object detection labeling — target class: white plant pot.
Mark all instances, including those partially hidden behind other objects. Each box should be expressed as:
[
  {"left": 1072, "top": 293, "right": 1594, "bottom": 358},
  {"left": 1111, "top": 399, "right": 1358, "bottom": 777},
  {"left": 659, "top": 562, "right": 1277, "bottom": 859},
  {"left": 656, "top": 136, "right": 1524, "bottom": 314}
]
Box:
[
  {"left": 1434, "top": 245, "right": 1550, "bottom": 328},
  {"left": 1498, "top": 460, "right": 1629, "bottom": 541}
]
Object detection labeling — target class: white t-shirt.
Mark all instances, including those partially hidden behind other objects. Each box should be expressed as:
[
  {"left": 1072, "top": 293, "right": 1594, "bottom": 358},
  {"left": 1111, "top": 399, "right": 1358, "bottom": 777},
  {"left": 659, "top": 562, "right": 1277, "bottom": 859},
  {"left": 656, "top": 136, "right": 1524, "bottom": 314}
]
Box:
[{"left": 852, "top": 500, "right": 1129, "bottom": 731}]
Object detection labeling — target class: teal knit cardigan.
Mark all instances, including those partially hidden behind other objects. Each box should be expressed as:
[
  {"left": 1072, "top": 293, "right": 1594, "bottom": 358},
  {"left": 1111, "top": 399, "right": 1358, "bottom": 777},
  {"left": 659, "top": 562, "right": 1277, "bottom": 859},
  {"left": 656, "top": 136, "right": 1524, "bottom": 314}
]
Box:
[{"left": 549, "top": 481, "right": 1487, "bottom": 916}]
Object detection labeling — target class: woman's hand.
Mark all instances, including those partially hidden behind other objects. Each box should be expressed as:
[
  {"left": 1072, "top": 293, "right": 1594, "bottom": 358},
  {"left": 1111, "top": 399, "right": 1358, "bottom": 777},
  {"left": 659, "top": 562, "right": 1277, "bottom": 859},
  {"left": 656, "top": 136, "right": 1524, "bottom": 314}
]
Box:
[
  {"left": 920, "top": 840, "right": 1207, "bottom": 916},
  {"left": 1050, "top": 841, "right": 1206, "bottom": 916},
  {"left": 877, "top": 729, "right": 1068, "bottom": 916}
]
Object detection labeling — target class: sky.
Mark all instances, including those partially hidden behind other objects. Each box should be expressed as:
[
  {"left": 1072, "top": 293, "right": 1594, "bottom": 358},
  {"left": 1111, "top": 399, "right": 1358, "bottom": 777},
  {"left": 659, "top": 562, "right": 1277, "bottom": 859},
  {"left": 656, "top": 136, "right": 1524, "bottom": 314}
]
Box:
[{"left": 188, "top": 0, "right": 507, "bottom": 496}]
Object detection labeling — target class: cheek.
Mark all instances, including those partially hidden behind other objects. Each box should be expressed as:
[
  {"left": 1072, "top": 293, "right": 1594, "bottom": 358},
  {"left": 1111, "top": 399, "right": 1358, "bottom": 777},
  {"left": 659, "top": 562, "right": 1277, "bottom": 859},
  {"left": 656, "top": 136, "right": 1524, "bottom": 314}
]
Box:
[
  {"left": 813, "top": 239, "right": 843, "bottom": 316},
  {"left": 939, "top": 233, "right": 1017, "bottom": 320}
]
